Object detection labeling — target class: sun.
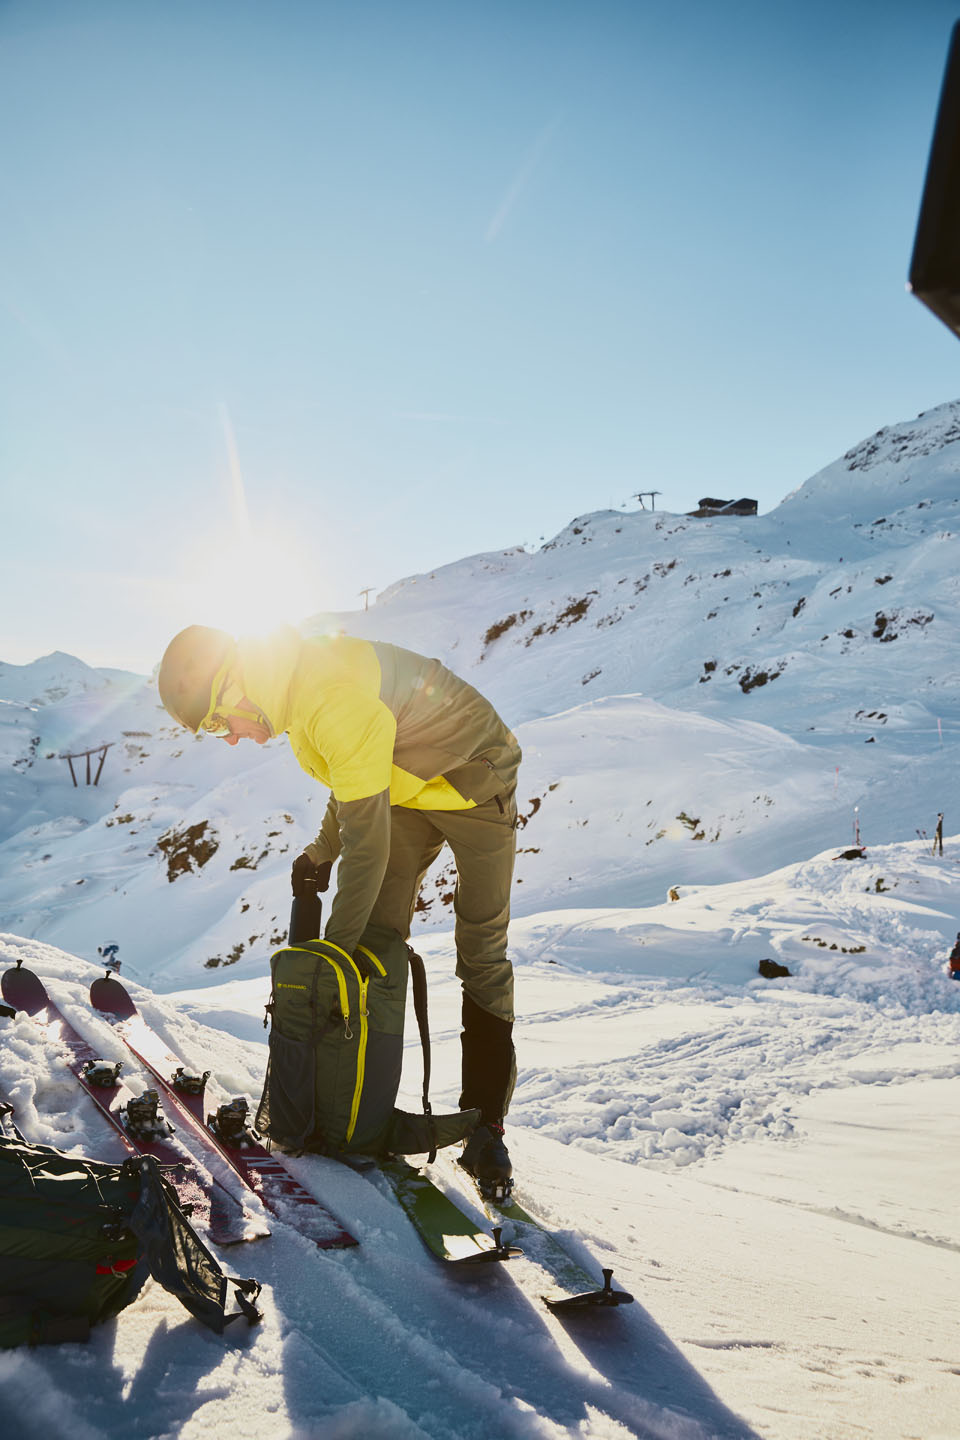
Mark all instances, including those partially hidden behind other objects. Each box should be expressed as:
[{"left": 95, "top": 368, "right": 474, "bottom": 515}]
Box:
[
  {"left": 181, "top": 529, "right": 320, "bottom": 638},
  {"left": 174, "top": 406, "right": 327, "bottom": 638}
]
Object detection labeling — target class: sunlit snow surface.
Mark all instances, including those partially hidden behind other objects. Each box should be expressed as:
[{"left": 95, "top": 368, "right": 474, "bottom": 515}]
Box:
[{"left": 1, "top": 402, "right": 959, "bottom": 1438}]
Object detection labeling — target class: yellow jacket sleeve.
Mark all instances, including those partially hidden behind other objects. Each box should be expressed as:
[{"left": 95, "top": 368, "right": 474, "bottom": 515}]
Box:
[{"left": 306, "top": 685, "right": 396, "bottom": 802}]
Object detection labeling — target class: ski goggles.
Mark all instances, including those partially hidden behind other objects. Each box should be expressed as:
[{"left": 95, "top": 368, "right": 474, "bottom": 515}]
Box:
[
  {"left": 197, "top": 664, "right": 271, "bottom": 737},
  {"left": 199, "top": 710, "right": 242, "bottom": 736}
]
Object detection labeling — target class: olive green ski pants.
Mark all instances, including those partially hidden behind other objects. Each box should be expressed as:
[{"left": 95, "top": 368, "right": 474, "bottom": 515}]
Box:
[{"left": 366, "top": 786, "right": 518, "bottom": 1121}]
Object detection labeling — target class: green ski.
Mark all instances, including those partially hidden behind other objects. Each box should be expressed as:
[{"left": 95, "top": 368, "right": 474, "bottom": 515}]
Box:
[{"left": 374, "top": 1159, "right": 520, "bottom": 1267}]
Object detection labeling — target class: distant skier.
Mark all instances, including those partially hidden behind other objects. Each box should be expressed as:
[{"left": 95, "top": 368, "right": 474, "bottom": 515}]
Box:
[
  {"left": 933, "top": 812, "right": 944, "bottom": 856},
  {"left": 97, "top": 943, "right": 120, "bottom": 973},
  {"left": 949, "top": 932, "right": 960, "bottom": 981},
  {"left": 157, "top": 624, "right": 521, "bottom": 1193}
]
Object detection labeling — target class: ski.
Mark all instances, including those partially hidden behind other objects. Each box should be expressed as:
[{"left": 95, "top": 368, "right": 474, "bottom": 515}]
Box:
[
  {"left": 457, "top": 1168, "right": 634, "bottom": 1312},
  {"left": 1, "top": 961, "right": 262, "bottom": 1247},
  {"left": 0, "top": 1087, "right": 18, "bottom": 1140},
  {"left": 88, "top": 972, "right": 357, "bottom": 1251},
  {"left": 0, "top": 1008, "right": 23, "bottom": 1138},
  {"left": 371, "top": 1158, "right": 520, "bottom": 1267}
]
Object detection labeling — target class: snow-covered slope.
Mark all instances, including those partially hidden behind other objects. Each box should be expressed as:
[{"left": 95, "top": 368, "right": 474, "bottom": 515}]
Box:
[
  {"left": 1, "top": 401, "right": 958, "bottom": 981},
  {"left": 1, "top": 401, "right": 959, "bottom": 1439},
  {"left": 337, "top": 398, "right": 960, "bottom": 736},
  {"left": 2, "top": 830, "right": 958, "bottom": 1440},
  {"left": 0, "top": 652, "right": 147, "bottom": 709}
]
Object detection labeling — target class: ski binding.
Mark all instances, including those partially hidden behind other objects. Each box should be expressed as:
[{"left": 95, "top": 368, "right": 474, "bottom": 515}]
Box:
[
  {"left": 80, "top": 1058, "right": 123, "bottom": 1088},
  {"left": 171, "top": 1066, "right": 210, "bottom": 1097},
  {"left": 121, "top": 1088, "right": 174, "bottom": 1140},
  {"left": 208, "top": 1097, "right": 257, "bottom": 1146}
]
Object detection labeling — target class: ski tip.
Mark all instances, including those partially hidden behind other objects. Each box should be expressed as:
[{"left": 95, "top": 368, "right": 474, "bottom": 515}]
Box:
[
  {"left": 543, "top": 1288, "right": 635, "bottom": 1313},
  {"left": 454, "top": 1238, "right": 523, "bottom": 1266},
  {"left": 544, "top": 1269, "right": 635, "bottom": 1313},
  {"left": 90, "top": 975, "right": 138, "bottom": 1019},
  {"left": 1, "top": 964, "right": 49, "bottom": 1017}
]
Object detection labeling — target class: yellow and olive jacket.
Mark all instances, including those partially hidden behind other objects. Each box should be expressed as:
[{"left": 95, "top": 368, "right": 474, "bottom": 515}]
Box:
[{"left": 234, "top": 627, "right": 521, "bottom": 953}]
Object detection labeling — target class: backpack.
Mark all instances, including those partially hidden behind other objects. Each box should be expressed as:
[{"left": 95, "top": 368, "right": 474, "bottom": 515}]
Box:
[
  {"left": 255, "top": 922, "right": 478, "bottom": 1159},
  {"left": 0, "top": 1127, "right": 261, "bottom": 1348}
]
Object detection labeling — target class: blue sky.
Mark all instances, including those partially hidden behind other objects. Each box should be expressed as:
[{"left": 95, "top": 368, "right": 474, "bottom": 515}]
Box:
[{"left": 2, "top": 0, "right": 958, "bottom": 672}]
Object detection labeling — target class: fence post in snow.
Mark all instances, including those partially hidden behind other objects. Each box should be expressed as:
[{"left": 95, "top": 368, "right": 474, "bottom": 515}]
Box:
[{"left": 59, "top": 743, "right": 113, "bottom": 787}]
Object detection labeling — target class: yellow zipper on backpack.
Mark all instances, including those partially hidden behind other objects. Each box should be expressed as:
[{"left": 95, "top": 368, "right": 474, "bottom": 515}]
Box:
[
  {"left": 355, "top": 944, "right": 386, "bottom": 977},
  {"left": 322, "top": 941, "right": 372, "bottom": 1144},
  {"left": 287, "top": 945, "right": 352, "bottom": 1037},
  {"left": 344, "top": 944, "right": 387, "bottom": 1142},
  {"left": 345, "top": 945, "right": 388, "bottom": 1141},
  {"left": 345, "top": 973, "right": 370, "bottom": 1142},
  {"left": 341, "top": 938, "right": 385, "bottom": 1140},
  {"left": 286, "top": 941, "right": 384, "bottom": 1146}
]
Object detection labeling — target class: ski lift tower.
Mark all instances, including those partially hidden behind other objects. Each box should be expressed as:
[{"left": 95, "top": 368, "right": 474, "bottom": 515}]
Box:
[{"left": 634, "top": 491, "right": 661, "bottom": 511}]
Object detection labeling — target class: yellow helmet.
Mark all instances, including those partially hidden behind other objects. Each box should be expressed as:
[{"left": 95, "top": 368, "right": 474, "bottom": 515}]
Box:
[{"left": 157, "top": 626, "right": 233, "bottom": 732}]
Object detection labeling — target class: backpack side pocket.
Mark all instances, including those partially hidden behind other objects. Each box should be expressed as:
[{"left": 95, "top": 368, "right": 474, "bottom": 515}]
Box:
[{"left": 256, "top": 1028, "right": 317, "bottom": 1150}]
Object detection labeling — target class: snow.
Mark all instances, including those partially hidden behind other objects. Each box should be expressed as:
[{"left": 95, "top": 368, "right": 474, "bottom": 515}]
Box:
[{"left": 2, "top": 400, "right": 960, "bottom": 1437}]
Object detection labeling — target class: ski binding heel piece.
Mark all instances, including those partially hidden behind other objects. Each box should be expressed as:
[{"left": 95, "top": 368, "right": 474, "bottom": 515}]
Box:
[{"left": 478, "top": 1175, "right": 514, "bottom": 1204}]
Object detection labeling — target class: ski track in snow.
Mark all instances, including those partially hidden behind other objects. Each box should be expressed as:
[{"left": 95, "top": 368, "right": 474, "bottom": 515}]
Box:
[{"left": 513, "top": 988, "right": 960, "bottom": 1177}]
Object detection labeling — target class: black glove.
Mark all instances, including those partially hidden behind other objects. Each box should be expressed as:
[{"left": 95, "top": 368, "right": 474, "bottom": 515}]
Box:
[{"left": 291, "top": 852, "right": 332, "bottom": 897}]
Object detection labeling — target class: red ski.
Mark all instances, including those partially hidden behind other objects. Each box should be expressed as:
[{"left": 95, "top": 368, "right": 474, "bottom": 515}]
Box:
[
  {"left": 1, "top": 961, "right": 263, "bottom": 1247},
  {"left": 88, "top": 972, "right": 356, "bottom": 1251}
]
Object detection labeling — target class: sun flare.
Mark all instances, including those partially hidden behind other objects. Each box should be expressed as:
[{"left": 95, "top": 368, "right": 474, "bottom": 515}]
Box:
[{"left": 182, "top": 530, "right": 318, "bottom": 638}]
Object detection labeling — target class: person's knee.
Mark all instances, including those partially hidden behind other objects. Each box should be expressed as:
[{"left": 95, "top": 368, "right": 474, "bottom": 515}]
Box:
[{"left": 368, "top": 892, "right": 414, "bottom": 939}]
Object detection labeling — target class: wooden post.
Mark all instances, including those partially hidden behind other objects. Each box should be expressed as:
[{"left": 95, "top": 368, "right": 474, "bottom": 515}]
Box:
[
  {"left": 60, "top": 743, "right": 113, "bottom": 786},
  {"left": 93, "top": 745, "right": 109, "bottom": 786}
]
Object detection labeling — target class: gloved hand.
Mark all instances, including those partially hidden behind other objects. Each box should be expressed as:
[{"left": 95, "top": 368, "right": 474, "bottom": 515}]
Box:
[{"left": 291, "top": 852, "right": 332, "bottom": 897}]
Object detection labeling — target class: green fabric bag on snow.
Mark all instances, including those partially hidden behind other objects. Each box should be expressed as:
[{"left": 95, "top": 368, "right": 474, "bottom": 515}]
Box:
[
  {"left": 255, "top": 922, "right": 478, "bottom": 1157},
  {"left": 0, "top": 1131, "right": 261, "bottom": 1348}
]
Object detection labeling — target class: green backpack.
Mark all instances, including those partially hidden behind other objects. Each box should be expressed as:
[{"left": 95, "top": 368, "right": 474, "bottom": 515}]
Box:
[
  {"left": 255, "top": 922, "right": 478, "bottom": 1158},
  {"left": 0, "top": 1127, "right": 261, "bottom": 1348}
]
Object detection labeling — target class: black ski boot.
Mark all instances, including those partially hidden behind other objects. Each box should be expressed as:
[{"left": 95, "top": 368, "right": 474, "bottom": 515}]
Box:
[{"left": 459, "top": 1121, "right": 513, "bottom": 1202}]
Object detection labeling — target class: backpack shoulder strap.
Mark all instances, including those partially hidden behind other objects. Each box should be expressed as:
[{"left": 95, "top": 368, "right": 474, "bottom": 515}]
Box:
[{"left": 405, "top": 947, "right": 438, "bottom": 1163}]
